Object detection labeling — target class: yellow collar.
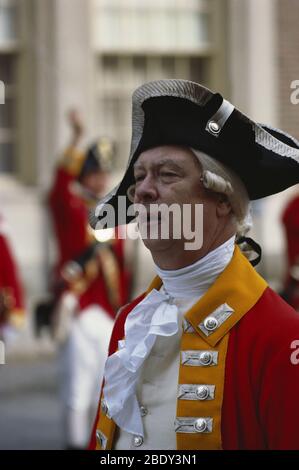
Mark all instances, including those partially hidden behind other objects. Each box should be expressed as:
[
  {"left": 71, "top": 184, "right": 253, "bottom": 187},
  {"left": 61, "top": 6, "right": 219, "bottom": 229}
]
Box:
[{"left": 146, "top": 246, "right": 267, "bottom": 347}]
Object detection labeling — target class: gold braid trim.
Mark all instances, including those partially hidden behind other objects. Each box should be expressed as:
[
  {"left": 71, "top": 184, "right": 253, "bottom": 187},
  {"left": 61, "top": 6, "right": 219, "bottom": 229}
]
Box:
[{"left": 59, "top": 146, "right": 85, "bottom": 177}]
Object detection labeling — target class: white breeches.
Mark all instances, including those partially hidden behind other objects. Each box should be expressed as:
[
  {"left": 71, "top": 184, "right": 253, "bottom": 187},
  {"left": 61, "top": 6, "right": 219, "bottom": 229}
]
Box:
[{"left": 59, "top": 304, "right": 113, "bottom": 447}]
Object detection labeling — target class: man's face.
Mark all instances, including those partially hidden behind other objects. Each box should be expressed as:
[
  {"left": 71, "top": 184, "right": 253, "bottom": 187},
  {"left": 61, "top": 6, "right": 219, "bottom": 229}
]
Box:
[
  {"left": 80, "top": 170, "right": 108, "bottom": 197},
  {"left": 133, "top": 145, "right": 222, "bottom": 254}
]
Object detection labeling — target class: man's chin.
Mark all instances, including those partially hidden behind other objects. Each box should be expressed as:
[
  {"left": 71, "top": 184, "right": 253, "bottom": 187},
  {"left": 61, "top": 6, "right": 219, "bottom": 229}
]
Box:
[{"left": 140, "top": 236, "right": 177, "bottom": 252}]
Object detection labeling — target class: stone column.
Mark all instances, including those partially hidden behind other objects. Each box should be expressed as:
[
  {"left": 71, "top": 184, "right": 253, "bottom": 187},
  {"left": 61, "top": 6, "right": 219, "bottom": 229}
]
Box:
[
  {"left": 51, "top": 0, "right": 93, "bottom": 165},
  {"left": 228, "top": 0, "right": 278, "bottom": 124},
  {"left": 18, "top": 0, "right": 92, "bottom": 189},
  {"left": 14, "top": 0, "right": 93, "bottom": 297},
  {"left": 228, "top": 0, "right": 291, "bottom": 286}
]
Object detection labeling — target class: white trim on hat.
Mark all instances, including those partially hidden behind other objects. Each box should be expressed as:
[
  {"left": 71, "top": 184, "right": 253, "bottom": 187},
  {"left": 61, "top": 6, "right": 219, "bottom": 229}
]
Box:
[{"left": 255, "top": 124, "right": 299, "bottom": 162}]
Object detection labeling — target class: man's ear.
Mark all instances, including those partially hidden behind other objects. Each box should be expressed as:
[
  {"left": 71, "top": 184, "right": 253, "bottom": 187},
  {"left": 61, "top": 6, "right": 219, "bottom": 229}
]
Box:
[{"left": 216, "top": 194, "right": 232, "bottom": 217}]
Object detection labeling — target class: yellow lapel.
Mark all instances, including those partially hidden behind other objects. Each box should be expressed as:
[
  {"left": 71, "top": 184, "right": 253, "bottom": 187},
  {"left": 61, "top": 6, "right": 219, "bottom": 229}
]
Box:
[
  {"left": 94, "top": 246, "right": 267, "bottom": 450},
  {"left": 147, "top": 246, "right": 267, "bottom": 347}
]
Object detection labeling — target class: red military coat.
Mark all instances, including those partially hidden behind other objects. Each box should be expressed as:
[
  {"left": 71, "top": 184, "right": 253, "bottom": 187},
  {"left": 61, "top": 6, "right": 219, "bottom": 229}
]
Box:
[
  {"left": 90, "top": 246, "right": 299, "bottom": 450},
  {"left": 48, "top": 149, "right": 131, "bottom": 317},
  {"left": 0, "top": 228, "right": 25, "bottom": 328}
]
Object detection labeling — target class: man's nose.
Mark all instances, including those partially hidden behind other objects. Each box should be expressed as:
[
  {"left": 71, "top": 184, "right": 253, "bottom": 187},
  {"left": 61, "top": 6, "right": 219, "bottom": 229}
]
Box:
[{"left": 134, "top": 175, "right": 158, "bottom": 202}]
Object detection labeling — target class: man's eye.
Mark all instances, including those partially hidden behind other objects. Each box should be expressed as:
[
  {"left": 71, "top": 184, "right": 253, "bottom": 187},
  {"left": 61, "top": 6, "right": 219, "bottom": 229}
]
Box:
[
  {"left": 134, "top": 175, "right": 145, "bottom": 182},
  {"left": 160, "top": 172, "right": 178, "bottom": 178}
]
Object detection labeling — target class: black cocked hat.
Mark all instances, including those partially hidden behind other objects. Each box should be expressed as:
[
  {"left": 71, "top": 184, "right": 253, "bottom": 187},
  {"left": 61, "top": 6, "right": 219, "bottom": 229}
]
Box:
[
  {"left": 79, "top": 137, "right": 114, "bottom": 180},
  {"left": 89, "top": 79, "right": 299, "bottom": 229}
]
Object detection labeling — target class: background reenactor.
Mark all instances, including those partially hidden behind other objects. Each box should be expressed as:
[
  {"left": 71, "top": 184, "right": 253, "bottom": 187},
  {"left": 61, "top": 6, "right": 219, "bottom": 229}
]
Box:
[
  {"left": 47, "top": 110, "right": 132, "bottom": 449},
  {"left": 0, "top": 214, "right": 25, "bottom": 345}
]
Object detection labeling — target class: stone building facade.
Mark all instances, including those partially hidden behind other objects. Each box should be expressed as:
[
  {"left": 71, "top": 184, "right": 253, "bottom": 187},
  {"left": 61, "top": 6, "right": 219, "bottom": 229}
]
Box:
[{"left": 0, "top": 0, "right": 298, "bottom": 298}]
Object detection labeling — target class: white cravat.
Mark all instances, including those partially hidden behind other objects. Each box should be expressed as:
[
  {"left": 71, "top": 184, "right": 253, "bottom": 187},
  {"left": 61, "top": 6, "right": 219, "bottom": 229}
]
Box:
[
  {"left": 154, "top": 235, "right": 236, "bottom": 299},
  {"left": 103, "top": 289, "right": 179, "bottom": 436},
  {"left": 103, "top": 236, "right": 236, "bottom": 438}
]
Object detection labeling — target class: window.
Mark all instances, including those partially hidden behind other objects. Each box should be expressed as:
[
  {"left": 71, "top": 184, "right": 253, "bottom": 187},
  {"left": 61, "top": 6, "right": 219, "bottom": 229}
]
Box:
[
  {"left": 0, "top": 54, "right": 17, "bottom": 172},
  {"left": 96, "top": 54, "right": 211, "bottom": 170},
  {"left": 0, "top": 0, "right": 19, "bottom": 173},
  {"left": 0, "top": 0, "right": 19, "bottom": 45},
  {"left": 91, "top": 0, "right": 225, "bottom": 171},
  {"left": 92, "top": 0, "right": 212, "bottom": 53}
]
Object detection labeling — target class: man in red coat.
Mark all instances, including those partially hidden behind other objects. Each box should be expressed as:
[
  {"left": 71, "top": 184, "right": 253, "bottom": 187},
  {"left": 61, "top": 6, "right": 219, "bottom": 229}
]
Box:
[
  {"left": 48, "top": 111, "right": 131, "bottom": 449},
  {"left": 89, "top": 80, "right": 299, "bottom": 450},
  {"left": 0, "top": 214, "right": 25, "bottom": 347}
]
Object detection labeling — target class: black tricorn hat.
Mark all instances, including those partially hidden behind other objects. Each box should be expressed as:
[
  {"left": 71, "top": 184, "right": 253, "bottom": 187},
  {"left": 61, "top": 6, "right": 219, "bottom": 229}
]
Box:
[
  {"left": 89, "top": 79, "right": 299, "bottom": 229},
  {"left": 79, "top": 137, "right": 114, "bottom": 180}
]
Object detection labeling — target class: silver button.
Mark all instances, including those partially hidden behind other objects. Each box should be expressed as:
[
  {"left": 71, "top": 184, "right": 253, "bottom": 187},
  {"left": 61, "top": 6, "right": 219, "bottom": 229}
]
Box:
[
  {"left": 204, "top": 316, "right": 219, "bottom": 331},
  {"left": 101, "top": 399, "right": 108, "bottom": 415},
  {"left": 175, "top": 417, "right": 213, "bottom": 433},
  {"left": 96, "top": 430, "right": 107, "bottom": 449},
  {"left": 208, "top": 120, "right": 220, "bottom": 134},
  {"left": 140, "top": 406, "right": 148, "bottom": 417},
  {"left": 199, "top": 351, "right": 213, "bottom": 366},
  {"left": 196, "top": 385, "right": 209, "bottom": 400},
  {"left": 133, "top": 435, "right": 143, "bottom": 447},
  {"left": 194, "top": 418, "right": 208, "bottom": 433}
]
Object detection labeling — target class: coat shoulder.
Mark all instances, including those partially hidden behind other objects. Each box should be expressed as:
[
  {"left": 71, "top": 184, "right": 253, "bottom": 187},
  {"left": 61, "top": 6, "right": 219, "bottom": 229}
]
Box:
[
  {"left": 256, "top": 286, "right": 299, "bottom": 326},
  {"left": 108, "top": 293, "right": 146, "bottom": 355},
  {"left": 237, "top": 285, "right": 299, "bottom": 351}
]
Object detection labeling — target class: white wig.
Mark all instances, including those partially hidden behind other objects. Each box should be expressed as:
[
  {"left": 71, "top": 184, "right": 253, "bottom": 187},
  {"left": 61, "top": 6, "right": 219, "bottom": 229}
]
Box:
[{"left": 190, "top": 148, "right": 252, "bottom": 236}]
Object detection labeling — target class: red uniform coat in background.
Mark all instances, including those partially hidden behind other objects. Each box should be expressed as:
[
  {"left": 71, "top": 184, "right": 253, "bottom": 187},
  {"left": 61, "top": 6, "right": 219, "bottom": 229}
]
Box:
[
  {"left": 90, "top": 248, "right": 299, "bottom": 450},
  {"left": 0, "top": 231, "right": 25, "bottom": 327},
  {"left": 48, "top": 163, "right": 130, "bottom": 317},
  {"left": 49, "top": 167, "right": 88, "bottom": 271}
]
